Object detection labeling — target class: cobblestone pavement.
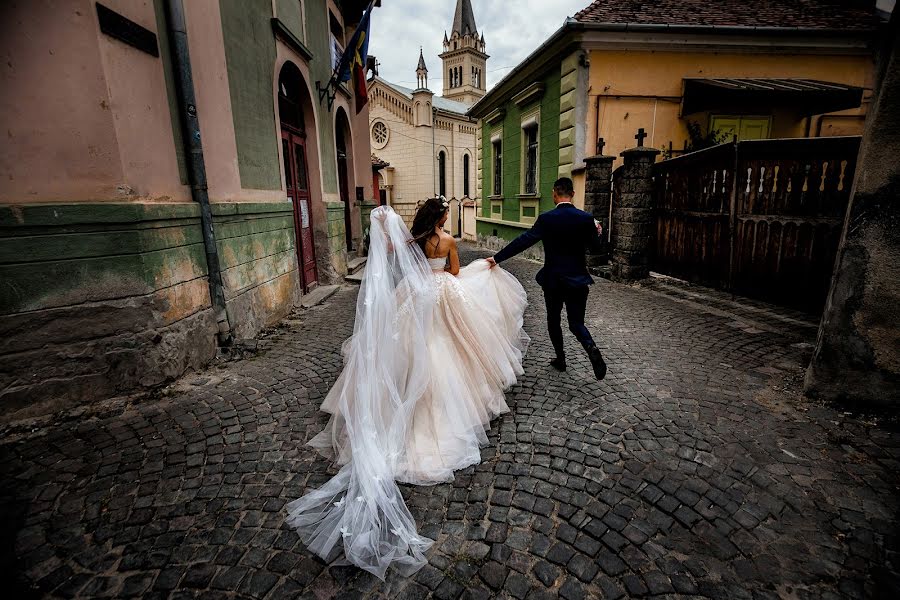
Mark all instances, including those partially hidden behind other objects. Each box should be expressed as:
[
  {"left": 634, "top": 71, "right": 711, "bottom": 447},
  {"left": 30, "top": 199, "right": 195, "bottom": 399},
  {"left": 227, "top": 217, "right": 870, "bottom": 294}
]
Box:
[{"left": 3, "top": 246, "right": 899, "bottom": 600}]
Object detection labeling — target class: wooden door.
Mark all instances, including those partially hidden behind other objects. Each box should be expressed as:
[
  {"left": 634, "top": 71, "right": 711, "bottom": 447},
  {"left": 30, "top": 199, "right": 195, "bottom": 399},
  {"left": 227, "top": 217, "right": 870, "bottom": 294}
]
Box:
[{"left": 282, "top": 128, "right": 318, "bottom": 292}]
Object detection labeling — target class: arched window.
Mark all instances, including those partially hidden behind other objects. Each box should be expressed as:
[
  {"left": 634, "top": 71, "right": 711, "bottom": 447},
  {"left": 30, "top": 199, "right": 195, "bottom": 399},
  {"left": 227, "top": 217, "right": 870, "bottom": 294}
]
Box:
[
  {"left": 278, "top": 64, "right": 305, "bottom": 132},
  {"left": 463, "top": 154, "right": 470, "bottom": 197},
  {"left": 448, "top": 68, "right": 452, "bottom": 87},
  {"left": 438, "top": 150, "right": 447, "bottom": 197}
]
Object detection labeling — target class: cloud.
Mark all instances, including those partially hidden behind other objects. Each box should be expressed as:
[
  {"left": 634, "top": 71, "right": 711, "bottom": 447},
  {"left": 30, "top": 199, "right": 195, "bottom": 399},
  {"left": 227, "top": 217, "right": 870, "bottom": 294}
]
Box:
[{"left": 368, "top": 0, "right": 587, "bottom": 90}]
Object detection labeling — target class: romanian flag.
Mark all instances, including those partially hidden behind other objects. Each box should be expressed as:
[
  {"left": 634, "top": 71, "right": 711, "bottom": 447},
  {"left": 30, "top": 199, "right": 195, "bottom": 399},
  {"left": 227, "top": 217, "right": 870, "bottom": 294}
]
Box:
[{"left": 336, "top": 0, "right": 374, "bottom": 114}]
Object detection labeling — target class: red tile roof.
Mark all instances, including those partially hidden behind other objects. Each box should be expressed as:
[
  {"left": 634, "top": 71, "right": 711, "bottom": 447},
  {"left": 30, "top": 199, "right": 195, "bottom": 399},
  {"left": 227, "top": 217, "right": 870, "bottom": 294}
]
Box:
[{"left": 573, "top": 0, "right": 881, "bottom": 31}]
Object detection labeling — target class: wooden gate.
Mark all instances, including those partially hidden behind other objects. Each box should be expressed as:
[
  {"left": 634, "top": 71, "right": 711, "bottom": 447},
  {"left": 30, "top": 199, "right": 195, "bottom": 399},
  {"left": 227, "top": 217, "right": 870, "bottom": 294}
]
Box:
[{"left": 651, "top": 136, "right": 860, "bottom": 311}]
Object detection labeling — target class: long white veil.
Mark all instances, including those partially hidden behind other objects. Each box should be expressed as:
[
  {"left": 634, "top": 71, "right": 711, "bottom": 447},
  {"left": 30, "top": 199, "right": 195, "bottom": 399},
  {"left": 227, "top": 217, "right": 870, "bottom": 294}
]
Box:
[{"left": 286, "top": 206, "right": 436, "bottom": 579}]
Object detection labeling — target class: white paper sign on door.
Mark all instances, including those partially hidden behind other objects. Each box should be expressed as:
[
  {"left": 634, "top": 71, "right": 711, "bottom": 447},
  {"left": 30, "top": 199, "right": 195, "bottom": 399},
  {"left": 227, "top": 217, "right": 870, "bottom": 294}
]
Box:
[{"left": 300, "top": 199, "right": 310, "bottom": 228}]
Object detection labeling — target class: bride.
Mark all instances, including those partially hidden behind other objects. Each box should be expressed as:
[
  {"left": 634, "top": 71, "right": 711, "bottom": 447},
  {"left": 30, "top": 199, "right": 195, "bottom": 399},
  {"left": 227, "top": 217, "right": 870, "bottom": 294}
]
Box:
[{"left": 286, "top": 198, "right": 529, "bottom": 579}]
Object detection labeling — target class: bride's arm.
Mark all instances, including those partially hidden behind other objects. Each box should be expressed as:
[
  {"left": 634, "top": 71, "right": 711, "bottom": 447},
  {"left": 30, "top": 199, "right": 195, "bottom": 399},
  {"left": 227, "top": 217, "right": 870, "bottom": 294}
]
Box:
[{"left": 445, "top": 237, "right": 460, "bottom": 276}]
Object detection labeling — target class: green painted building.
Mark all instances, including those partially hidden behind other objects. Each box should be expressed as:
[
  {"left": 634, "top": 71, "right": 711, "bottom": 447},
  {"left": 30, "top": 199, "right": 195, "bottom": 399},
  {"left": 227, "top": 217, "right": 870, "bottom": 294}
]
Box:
[
  {"left": 0, "top": 0, "right": 377, "bottom": 420},
  {"left": 469, "top": 36, "right": 589, "bottom": 258}
]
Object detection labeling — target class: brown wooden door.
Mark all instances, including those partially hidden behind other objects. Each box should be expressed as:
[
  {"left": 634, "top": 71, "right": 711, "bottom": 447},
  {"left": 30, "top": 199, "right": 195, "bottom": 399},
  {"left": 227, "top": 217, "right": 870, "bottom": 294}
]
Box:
[{"left": 282, "top": 127, "right": 318, "bottom": 292}]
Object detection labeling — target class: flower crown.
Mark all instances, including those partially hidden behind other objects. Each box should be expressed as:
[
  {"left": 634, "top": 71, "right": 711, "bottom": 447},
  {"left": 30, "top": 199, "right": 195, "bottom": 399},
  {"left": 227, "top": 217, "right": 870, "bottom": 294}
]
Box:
[{"left": 437, "top": 196, "right": 449, "bottom": 209}]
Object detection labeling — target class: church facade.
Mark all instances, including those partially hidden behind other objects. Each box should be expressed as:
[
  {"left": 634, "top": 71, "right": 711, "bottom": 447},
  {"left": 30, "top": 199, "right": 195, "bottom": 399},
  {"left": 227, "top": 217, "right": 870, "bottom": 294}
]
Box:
[{"left": 367, "top": 0, "right": 486, "bottom": 231}]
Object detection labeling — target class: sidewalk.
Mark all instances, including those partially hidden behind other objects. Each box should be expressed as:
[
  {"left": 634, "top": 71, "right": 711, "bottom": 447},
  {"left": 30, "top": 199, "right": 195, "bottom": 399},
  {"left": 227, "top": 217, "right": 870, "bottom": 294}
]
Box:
[{"left": 2, "top": 245, "right": 898, "bottom": 599}]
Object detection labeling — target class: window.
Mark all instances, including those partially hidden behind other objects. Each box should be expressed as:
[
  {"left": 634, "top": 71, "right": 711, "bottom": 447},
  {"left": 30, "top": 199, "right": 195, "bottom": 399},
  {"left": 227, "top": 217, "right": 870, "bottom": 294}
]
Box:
[
  {"left": 492, "top": 139, "right": 502, "bottom": 196},
  {"left": 371, "top": 120, "right": 388, "bottom": 149},
  {"left": 463, "top": 154, "right": 470, "bottom": 197},
  {"left": 328, "top": 10, "right": 344, "bottom": 71},
  {"left": 710, "top": 115, "right": 772, "bottom": 141},
  {"left": 438, "top": 150, "right": 446, "bottom": 197},
  {"left": 524, "top": 125, "right": 538, "bottom": 195}
]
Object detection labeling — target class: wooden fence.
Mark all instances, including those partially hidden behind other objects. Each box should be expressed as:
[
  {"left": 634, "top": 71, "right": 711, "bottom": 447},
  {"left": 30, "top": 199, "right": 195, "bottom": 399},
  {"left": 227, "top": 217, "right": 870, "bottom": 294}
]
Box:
[{"left": 651, "top": 136, "right": 861, "bottom": 311}]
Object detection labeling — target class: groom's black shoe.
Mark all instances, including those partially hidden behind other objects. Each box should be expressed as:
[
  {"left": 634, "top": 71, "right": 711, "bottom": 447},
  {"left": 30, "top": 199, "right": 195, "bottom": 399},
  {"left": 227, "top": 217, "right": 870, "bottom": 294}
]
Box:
[
  {"left": 550, "top": 357, "right": 567, "bottom": 372},
  {"left": 587, "top": 346, "right": 607, "bottom": 380}
]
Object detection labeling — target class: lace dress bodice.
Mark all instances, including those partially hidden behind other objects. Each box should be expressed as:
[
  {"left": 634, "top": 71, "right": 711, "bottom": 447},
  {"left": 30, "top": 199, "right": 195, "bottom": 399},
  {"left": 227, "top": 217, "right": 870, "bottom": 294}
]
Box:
[{"left": 427, "top": 256, "right": 448, "bottom": 271}]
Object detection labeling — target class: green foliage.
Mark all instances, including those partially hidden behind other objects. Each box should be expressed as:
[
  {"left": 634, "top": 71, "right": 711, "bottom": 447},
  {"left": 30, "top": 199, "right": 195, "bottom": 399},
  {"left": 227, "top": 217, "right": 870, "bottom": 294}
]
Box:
[{"left": 685, "top": 120, "right": 729, "bottom": 152}]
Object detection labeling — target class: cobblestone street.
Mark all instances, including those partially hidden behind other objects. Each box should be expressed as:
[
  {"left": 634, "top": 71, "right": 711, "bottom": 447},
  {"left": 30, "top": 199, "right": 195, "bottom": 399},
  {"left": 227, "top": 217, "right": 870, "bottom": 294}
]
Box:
[{"left": 3, "top": 246, "right": 899, "bottom": 600}]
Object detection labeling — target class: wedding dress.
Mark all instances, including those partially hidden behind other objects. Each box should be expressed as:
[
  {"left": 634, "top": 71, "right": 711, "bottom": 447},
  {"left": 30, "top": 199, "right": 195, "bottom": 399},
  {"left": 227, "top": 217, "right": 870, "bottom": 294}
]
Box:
[{"left": 285, "top": 206, "right": 528, "bottom": 579}]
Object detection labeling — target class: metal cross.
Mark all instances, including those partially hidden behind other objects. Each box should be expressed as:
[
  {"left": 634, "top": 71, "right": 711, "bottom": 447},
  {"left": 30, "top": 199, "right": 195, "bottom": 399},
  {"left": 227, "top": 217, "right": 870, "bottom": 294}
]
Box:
[
  {"left": 596, "top": 137, "right": 606, "bottom": 155},
  {"left": 635, "top": 128, "right": 647, "bottom": 146}
]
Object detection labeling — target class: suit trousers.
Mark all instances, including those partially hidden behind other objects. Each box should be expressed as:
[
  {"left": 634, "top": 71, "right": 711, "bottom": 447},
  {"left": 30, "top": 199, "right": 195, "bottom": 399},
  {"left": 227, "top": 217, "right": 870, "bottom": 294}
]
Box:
[{"left": 543, "top": 284, "right": 596, "bottom": 360}]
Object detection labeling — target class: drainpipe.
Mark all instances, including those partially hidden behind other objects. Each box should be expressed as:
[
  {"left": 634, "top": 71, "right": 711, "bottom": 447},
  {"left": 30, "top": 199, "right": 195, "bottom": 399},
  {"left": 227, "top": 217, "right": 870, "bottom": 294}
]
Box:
[{"left": 164, "top": 0, "right": 232, "bottom": 345}]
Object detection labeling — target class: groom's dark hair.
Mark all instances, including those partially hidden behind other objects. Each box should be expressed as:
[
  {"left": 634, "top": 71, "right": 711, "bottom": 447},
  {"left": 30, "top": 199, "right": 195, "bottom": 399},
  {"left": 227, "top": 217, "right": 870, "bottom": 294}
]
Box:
[{"left": 553, "top": 177, "right": 574, "bottom": 198}]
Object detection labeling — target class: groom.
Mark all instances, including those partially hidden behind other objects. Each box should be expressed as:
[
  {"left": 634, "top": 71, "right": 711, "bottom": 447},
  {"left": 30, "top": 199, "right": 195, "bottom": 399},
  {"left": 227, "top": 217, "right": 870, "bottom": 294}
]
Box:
[{"left": 487, "top": 177, "right": 607, "bottom": 380}]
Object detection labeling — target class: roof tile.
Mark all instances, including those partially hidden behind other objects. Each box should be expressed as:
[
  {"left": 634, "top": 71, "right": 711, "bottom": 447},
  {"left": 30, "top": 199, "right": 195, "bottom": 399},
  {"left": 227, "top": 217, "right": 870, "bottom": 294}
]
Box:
[{"left": 573, "top": 0, "right": 880, "bottom": 30}]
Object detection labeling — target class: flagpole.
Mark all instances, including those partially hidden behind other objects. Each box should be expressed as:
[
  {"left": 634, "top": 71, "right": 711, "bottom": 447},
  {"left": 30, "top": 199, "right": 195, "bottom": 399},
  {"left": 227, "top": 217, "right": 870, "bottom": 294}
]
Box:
[{"left": 316, "top": 0, "right": 376, "bottom": 112}]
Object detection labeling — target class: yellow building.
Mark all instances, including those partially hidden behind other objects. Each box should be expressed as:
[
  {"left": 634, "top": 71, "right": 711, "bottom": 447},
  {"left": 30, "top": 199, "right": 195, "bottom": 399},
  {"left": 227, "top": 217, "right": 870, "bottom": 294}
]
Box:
[{"left": 470, "top": 0, "right": 882, "bottom": 241}]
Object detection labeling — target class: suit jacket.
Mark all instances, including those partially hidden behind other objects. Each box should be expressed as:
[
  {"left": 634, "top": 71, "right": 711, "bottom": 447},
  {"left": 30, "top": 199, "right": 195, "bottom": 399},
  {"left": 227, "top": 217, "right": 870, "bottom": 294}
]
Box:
[{"left": 494, "top": 202, "right": 603, "bottom": 288}]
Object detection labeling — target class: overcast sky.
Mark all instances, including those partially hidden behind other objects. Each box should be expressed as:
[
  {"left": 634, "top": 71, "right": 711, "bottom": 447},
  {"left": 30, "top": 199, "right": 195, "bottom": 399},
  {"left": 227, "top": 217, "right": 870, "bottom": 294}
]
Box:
[
  {"left": 368, "top": 0, "right": 587, "bottom": 91},
  {"left": 368, "top": 0, "right": 897, "bottom": 93}
]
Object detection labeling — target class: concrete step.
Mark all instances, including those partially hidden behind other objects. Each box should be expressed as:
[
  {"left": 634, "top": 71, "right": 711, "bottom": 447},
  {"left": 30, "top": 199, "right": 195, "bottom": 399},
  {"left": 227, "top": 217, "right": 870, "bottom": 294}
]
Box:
[
  {"left": 347, "top": 256, "right": 367, "bottom": 274},
  {"left": 299, "top": 284, "right": 340, "bottom": 308},
  {"left": 345, "top": 265, "right": 365, "bottom": 284}
]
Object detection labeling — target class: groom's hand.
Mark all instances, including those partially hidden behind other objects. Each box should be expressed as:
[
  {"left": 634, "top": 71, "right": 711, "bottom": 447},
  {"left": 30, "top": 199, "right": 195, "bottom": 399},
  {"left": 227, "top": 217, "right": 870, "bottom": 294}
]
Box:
[{"left": 486, "top": 257, "right": 497, "bottom": 269}]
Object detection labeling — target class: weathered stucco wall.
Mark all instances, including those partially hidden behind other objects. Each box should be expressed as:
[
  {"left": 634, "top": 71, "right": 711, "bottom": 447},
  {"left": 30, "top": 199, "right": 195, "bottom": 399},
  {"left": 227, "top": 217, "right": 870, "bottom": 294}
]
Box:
[
  {"left": 805, "top": 16, "right": 900, "bottom": 408},
  {"left": 0, "top": 204, "right": 217, "bottom": 422},
  {"left": 586, "top": 48, "right": 874, "bottom": 164},
  {"left": 213, "top": 202, "right": 301, "bottom": 339}
]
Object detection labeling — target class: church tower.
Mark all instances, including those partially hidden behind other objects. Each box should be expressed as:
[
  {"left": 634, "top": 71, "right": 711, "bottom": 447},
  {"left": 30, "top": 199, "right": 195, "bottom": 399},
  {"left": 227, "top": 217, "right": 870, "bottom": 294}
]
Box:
[{"left": 440, "top": 0, "right": 488, "bottom": 105}]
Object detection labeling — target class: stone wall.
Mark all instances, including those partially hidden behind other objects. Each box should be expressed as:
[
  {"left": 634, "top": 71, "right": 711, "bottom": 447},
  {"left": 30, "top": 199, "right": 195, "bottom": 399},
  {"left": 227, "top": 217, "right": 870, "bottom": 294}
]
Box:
[
  {"left": 805, "top": 14, "right": 900, "bottom": 408},
  {"left": 610, "top": 146, "right": 659, "bottom": 281},
  {"left": 0, "top": 203, "right": 218, "bottom": 422},
  {"left": 0, "top": 200, "right": 306, "bottom": 422}
]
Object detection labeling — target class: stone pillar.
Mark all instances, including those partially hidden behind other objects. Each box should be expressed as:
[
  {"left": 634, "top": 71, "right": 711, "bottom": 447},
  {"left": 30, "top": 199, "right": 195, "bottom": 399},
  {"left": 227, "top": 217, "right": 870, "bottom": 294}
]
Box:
[
  {"left": 611, "top": 146, "right": 659, "bottom": 281},
  {"left": 804, "top": 13, "right": 900, "bottom": 408},
  {"left": 583, "top": 154, "right": 614, "bottom": 266}
]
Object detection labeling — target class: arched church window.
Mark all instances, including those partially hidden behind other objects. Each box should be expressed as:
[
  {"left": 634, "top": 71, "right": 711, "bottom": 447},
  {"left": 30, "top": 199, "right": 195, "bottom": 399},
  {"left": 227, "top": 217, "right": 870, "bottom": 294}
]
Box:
[
  {"left": 463, "top": 154, "right": 470, "bottom": 197},
  {"left": 438, "top": 151, "right": 447, "bottom": 197}
]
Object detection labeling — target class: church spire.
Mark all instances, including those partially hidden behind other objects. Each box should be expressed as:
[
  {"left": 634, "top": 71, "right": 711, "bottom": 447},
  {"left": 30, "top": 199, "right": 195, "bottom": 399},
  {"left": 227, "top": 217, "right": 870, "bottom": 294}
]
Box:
[
  {"left": 451, "top": 0, "right": 477, "bottom": 37},
  {"left": 417, "top": 47, "right": 427, "bottom": 71},
  {"left": 415, "top": 47, "right": 429, "bottom": 90}
]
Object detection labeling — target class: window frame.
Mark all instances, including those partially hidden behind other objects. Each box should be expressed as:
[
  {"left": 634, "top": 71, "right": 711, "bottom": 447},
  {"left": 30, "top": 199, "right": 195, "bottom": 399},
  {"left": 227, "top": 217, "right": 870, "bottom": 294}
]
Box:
[
  {"left": 491, "top": 137, "right": 503, "bottom": 197},
  {"left": 519, "top": 108, "right": 541, "bottom": 197}
]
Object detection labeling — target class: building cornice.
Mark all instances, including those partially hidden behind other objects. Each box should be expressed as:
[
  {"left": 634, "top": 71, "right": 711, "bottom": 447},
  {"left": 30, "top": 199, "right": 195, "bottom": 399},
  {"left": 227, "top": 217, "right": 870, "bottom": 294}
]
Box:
[
  {"left": 439, "top": 48, "right": 490, "bottom": 60},
  {"left": 512, "top": 82, "right": 545, "bottom": 108}
]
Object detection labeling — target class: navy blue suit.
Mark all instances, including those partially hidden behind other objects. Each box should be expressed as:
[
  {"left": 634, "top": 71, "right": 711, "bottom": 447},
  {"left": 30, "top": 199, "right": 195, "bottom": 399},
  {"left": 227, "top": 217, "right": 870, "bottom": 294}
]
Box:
[{"left": 494, "top": 202, "right": 603, "bottom": 361}]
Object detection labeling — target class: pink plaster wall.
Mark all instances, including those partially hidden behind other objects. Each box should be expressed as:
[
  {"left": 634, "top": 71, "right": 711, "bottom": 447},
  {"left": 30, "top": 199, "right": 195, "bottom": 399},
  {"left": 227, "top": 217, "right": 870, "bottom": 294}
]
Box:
[
  {"left": 96, "top": 0, "right": 187, "bottom": 202},
  {"left": 1, "top": 1, "right": 123, "bottom": 203},
  {"left": 0, "top": 0, "right": 189, "bottom": 204}
]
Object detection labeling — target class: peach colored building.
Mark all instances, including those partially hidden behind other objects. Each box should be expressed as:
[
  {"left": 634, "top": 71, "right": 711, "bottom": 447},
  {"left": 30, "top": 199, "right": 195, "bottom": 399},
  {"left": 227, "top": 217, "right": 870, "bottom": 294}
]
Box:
[
  {"left": 0, "top": 0, "right": 377, "bottom": 420},
  {"left": 469, "top": 0, "right": 881, "bottom": 244}
]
